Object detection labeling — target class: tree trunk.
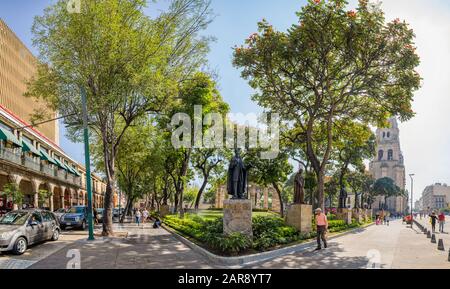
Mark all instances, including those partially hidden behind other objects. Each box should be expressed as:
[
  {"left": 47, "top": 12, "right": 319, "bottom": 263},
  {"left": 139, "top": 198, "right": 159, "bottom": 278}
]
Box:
[
  {"left": 194, "top": 173, "right": 208, "bottom": 210},
  {"left": 101, "top": 133, "right": 116, "bottom": 236},
  {"left": 316, "top": 171, "right": 325, "bottom": 211},
  {"left": 272, "top": 182, "right": 284, "bottom": 217}
]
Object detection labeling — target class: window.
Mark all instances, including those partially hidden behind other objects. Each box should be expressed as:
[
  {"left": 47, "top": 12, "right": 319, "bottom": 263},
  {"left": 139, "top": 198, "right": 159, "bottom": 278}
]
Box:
[
  {"left": 382, "top": 132, "right": 386, "bottom": 138},
  {"left": 388, "top": 150, "right": 393, "bottom": 161},
  {"left": 378, "top": 150, "right": 384, "bottom": 161},
  {"left": 387, "top": 132, "right": 390, "bottom": 138},
  {"left": 42, "top": 211, "right": 54, "bottom": 222},
  {"left": 30, "top": 212, "right": 43, "bottom": 224}
]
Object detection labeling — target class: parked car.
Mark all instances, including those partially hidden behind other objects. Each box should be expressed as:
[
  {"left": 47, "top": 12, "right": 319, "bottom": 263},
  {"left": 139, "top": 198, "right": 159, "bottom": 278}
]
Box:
[
  {"left": 54, "top": 208, "right": 68, "bottom": 221},
  {"left": 96, "top": 208, "right": 104, "bottom": 223},
  {"left": 113, "top": 208, "right": 124, "bottom": 218},
  {"left": 60, "top": 206, "right": 88, "bottom": 230},
  {"left": 0, "top": 209, "right": 60, "bottom": 255}
]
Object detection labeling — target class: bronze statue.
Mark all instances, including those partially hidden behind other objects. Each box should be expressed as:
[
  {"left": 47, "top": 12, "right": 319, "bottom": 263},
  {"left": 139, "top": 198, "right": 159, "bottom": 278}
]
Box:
[
  {"left": 338, "top": 187, "right": 348, "bottom": 209},
  {"left": 227, "top": 148, "right": 248, "bottom": 199},
  {"left": 293, "top": 168, "right": 305, "bottom": 204}
]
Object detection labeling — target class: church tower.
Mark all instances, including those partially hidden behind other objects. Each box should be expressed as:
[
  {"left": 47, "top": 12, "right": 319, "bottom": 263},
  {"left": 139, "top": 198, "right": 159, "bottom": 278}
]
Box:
[{"left": 369, "top": 117, "right": 407, "bottom": 213}]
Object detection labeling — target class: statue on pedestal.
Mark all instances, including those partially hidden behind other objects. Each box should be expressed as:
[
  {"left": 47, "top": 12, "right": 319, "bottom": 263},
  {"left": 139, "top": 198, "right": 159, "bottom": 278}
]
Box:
[
  {"left": 227, "top": 149, "right": 248, "bottom": 199},
  {"left": 293, "top": 168, "right": 305, "bottom": 204},
  {"left": 338, "top": 187, "right": 348, "bottom": 209}
]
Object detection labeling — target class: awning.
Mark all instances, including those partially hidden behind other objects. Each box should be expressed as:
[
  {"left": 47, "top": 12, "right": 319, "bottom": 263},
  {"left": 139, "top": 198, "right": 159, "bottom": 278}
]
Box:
[
  {"left": 70, "top": 166, "right": 82, "bottom": 177},
  {"left": 53, "top": 158, "right": 67, "bottom": 170},
  {"left": 0, "top": 127, "right": 22, "bottom": 147},
  {"left": 39, "top": 149, "right": 58, "bottom": 165},
  {"left": 22, "top": 140, "right": 41, "bottom": 156}
]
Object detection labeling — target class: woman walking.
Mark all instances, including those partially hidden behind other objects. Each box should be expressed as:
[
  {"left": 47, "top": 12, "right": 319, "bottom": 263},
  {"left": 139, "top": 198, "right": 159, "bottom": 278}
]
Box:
[{"left": 135, "top": 209, "right": 142, "bottom": 227}]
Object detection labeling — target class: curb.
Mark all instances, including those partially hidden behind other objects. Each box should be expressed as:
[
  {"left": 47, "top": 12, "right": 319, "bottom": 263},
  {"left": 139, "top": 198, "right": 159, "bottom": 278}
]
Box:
[{"left": 162, "top": 222, "right": 374, "bottom": 267}]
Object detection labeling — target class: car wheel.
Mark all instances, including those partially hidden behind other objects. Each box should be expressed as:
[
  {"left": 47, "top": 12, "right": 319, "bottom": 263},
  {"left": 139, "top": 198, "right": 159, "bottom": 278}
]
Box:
[
  {"left": 60, "top": 225, "right": 66, "bottom": 230},
  {"left": 51, "top": 229, "right": 60, "bottom": 241},
  {"left": 80, "top": 220, "right": 86, "bottom": 230},
  {"left": 12, "top": 237, "right": 27, "bottom": 255}
]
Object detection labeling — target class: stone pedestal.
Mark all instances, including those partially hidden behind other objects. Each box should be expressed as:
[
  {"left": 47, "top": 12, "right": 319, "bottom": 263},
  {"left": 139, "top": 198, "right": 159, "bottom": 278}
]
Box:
[
  {"left": 352, "top": 209, "right": 364, "bottom": 223},
  {"left": 337, "top": 208, "right": 352, "bottom": 224},
  {"left": 159, "top": 204, "right": 170, "bottom": 217},
  {"left": 223, "top": 199, "right": 252, "bottom": 237},
  {"left": 285, "top": 204, "right": 312, "bottom": 233}
]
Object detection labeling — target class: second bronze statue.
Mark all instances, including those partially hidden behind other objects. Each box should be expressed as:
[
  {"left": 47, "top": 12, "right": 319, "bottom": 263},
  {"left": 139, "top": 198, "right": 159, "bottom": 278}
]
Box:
[
  {"left": 227, "top": 148, "right": 248, "bottom": 200},
  {"left": 293, "top": 168, "right": 305, "bottom": 204}
]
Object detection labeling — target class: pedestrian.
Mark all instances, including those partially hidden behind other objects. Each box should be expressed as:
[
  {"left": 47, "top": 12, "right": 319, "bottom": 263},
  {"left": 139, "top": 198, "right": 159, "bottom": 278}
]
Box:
[
  {"left": 438, "top": 211, "right": 445, "bottom": 233},
  {"left": 153, "top": 217, "right": 161, "bottom": 229},
  {"left": 429, "top": 211, "right": 438, "bottom": 233},
  {"left": 142, "top": 208, "right": 149, "bottom": 224},
  {"left": 93, "top": 207, "right": 98, "bottom": 225},
  {"left": 135, "top": 209, "right": 142, "bottom": 227},
  {"left": 314, "top": 208, "right": 328, "bottom": 251}
]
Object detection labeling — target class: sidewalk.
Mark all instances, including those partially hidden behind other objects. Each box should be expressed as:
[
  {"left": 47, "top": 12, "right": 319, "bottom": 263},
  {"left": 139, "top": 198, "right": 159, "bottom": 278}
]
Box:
[
  {"left": 247, "top": 220, "right": 450, "bottom": 269},
  {"left": 29, "top": 226, "right": 214, "bottom": 269}
]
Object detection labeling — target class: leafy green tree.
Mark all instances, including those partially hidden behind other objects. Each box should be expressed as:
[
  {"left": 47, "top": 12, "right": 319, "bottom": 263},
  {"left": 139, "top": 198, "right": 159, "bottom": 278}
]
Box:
[
  {"left": 372, "top": 177, "right": 400, "bottom": 198},
  {"left": 1, "top": 183, "right": 23, "bottom": 209},
  {"left": 27, "top": 0, "right": 214, "bottom": 235},
  {"left": 38, "top": 189, "right": 52, "bottom": 208},
  {"left": 191, "top": 148, "right": 230, "bottom": 210},
  {"left": 162, "top": 72, "right": 229, "bottom": 217},
  {"left": 233, "top": 0, "right": 421, "bottom": 210},
  {"left": 245, "top": 149, "right": 293, "bottom": 216}
]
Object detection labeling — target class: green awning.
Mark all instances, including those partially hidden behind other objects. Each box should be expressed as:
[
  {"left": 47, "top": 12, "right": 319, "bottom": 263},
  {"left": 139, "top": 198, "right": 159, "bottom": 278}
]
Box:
[
  {"left": 39, "top": 149, "right": 57, "bottom": 165},
  {"left": 22, "top": 140, "right": 41, "bottom": 156},
  {"left": 0, "top": 127, "right": 22, "bottom": 147},
  {"left": 70, "top": 166, "right": 82, "bottom": 177},
  {"left": 53, "top": 158, "right": 67, "bottom": 170},
  {"left": 66, "top": 165, "right": 79, "bottom": 176}
]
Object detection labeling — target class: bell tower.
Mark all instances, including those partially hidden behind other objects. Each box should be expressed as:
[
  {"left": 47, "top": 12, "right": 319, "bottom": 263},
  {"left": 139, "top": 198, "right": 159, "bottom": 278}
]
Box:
[{"left": 369, "top": 117, "right": 406, "bottom": 213}]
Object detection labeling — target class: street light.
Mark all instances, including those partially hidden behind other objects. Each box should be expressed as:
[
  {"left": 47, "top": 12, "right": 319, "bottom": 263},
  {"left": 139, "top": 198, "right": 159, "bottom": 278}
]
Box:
[{"left": 409, "top": 174, "right": 415, "bottom": 229}]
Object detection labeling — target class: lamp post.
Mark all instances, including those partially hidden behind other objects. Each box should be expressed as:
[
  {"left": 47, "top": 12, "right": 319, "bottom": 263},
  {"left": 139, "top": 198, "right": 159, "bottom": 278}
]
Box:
[
  {"left": 409, "top": 174, "right": 415, "bottom": 229},
  {"left": 81, "top": 87, "right": 94, "bottom": 241}
]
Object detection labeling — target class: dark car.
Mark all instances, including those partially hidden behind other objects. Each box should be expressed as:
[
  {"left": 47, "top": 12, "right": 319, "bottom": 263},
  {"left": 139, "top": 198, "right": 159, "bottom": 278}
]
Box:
[
  {"left": 60, "top": 206, "right": 88, "bottom": 230},
  {"left": 0, "top": 209, "right": 60, "bottom": 255}
]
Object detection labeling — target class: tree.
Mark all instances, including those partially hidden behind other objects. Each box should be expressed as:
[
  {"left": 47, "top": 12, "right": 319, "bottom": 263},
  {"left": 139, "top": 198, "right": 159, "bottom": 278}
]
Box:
[
  {"left": 1, "top": 183, "right": 23, "bottom": 209},
  {"left": 191, "top": 148, "right": 229, "bottom": 210},
  {"left": 372, "top": 177, "right": 400, "bottom": 197},
  {"left": 233, "top": 0, "right": 421, "bottom": 210},
  {"left": 27, "top": 0, "right": 214, "bottom": 236},
  {"left": 332, "top": 120, "right": 375, "bottom": 195},
  {"left": 38, "top": 189, "right": 52, "bottom": 208},
  {"left": 162, "top": 72, "right": 229, "bottom": 217},
  {"left": 183, "top": 186, "right": 198, "bottom": 209},
  {"left": 245, "top": 149, "right": 293, "bottom": 216}
]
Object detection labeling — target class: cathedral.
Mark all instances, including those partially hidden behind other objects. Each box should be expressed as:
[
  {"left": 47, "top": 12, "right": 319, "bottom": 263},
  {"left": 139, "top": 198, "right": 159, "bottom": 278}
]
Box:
[{"left": 369, "top": 117, "right": 408, "bottom": 214}]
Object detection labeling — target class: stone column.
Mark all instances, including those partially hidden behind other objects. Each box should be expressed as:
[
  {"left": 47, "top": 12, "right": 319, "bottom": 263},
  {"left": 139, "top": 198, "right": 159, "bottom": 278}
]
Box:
[
  {"left": 271, "top": 189, "right": 281, "bottom": 213},
  {"left": 60, "top": 186, "right": 66, "bottom": 209},
  {"left": 31, "top": 179, "right": 41, "bottom": 208},
  {"left": 263, "top": 188, "right": 269, "bottom": 210},
  {"left": 47, "top": 183, "right": 55, "bottom": 212}
]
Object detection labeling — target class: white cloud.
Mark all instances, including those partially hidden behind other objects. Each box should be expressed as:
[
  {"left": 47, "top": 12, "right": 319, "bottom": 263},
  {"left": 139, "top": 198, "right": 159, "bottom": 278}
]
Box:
[{"left": 349, "top": 0, "right": 450, "bottom": 201}]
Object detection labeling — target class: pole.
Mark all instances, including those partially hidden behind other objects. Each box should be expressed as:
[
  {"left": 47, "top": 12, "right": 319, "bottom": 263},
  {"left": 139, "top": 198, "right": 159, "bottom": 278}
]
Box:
[
  {"left": 409, "top": 174, "right": 414, "bottom": 229},
  {"left": 118, "top": 190, "right": 121, "bottom": 223},
  {"left": 81, "top": 87, "right": 95, "bottom": 241}
]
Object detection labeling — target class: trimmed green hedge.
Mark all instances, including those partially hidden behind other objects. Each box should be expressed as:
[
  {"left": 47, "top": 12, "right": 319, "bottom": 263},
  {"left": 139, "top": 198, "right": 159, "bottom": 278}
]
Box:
[{"left": 164, "top": 213, "right": 370, "bottom": 255}]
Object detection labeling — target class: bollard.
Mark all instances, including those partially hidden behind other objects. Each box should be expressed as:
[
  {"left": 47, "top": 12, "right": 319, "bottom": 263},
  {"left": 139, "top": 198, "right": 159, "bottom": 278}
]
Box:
[
  {"left": 448, "top": 249, "right": 450, "bottom": 262},
  {"left": 427, "top": 231, "right": 431, "bottom": 238},
  {"left": 431, "top": 234, "right": 437, "bottom": 244},
  {"left": 438, "top": 239, "right": 445, "bottom": 251}
]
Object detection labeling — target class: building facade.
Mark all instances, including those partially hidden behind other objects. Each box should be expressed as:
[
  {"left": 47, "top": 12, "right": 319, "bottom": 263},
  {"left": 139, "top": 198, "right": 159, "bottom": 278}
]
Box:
[
  {"left": 421, "top": 183, "right": 450, "bottom": 212},
  {"left": 0, "top": 19, "right": 110, "bottom": 213},
  {"left": 0, "top": 19, "right": 59, "bottom": 143},
  {"left": 369, "top": 117, "right": 407, "bottom": 214}
]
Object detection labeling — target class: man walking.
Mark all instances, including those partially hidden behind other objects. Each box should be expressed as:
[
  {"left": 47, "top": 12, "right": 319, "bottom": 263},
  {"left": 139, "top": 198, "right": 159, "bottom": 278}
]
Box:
[
  {"left": 429, "top": 211, "right": 438, "bottom": 233},
  {"left": 438, "top": 211, "right": 445, "bottom": 233},
  {"left": 315, "top": 208, "right": 328, "bottom": 251}
]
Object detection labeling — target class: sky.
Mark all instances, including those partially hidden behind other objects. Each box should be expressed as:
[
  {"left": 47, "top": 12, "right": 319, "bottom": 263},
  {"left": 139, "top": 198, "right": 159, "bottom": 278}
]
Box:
[{"left": 1, "top": 0, "right": 449, "bottom": 202}]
